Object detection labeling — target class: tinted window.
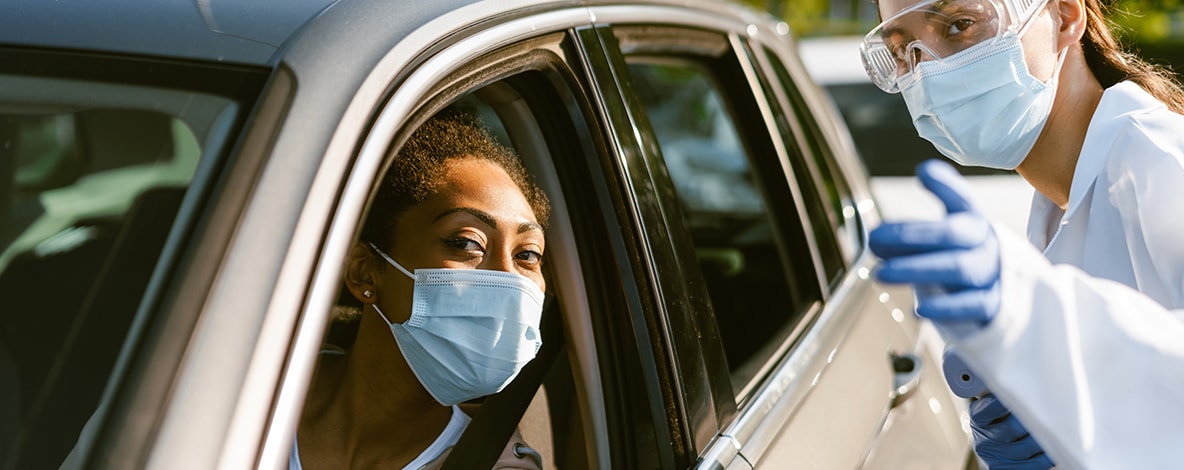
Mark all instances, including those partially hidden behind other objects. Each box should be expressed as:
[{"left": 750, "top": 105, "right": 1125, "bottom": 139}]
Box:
[
  {"left": 760, "top": 48, "right": 862, "bottom": 272},
  {"left": 626, "top": 56, "right": 820, "bottom": 396},
  {"left": 0, "top": 71, "right": 244, "bottom": 467}
]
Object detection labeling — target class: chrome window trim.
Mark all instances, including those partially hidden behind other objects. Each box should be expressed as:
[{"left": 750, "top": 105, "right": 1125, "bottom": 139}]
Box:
[
  {"left": 749, "top": 31, "right": 881, "bottom": 243},
  {"left": 746, "top": 43, "right": 866, "bottom": 269},
  {"left": 588, "top": 0, "right": 771, "bottom": 31},
  {"left": 243, "top": 5, "right": 600, "bottom": 470},
  {"left": 726, "top": 255, "right": 881, "bottom": 465},
  {"left": 698, "top": 433, "right": 747, "bottom": 470},
  {"left": 573, "top": 25, "right": 691, "bottom": 467},
  {"left": 727, "top": 30, "right": 830, "bottom": 316}
]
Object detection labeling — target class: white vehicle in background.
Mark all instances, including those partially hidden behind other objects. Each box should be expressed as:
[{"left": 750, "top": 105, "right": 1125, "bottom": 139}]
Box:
[{"left": 797, "top": 35, "right": 1033, "bottom": 235}]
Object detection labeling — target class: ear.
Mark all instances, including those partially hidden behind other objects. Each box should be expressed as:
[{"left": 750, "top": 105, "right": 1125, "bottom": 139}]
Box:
[
  {"left": 1054, "top": 0, "right": 1088, "bottom": 49},
  {"left": 343, "top": 241, "right": 381, "bottom": 304}
]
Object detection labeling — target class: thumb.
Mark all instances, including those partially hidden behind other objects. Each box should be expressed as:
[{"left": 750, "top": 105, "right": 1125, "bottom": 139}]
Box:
[{"left": 917, "top": 159, "right": 977, "bottom": 214}]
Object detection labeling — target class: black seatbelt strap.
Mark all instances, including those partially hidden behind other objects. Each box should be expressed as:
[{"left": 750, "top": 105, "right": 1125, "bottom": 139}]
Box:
[{"left": 441, "top": 295, "right": 564, "bottom": 470}]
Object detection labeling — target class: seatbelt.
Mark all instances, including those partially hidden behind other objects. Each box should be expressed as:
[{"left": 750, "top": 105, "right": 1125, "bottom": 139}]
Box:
[{"left": 441, "top": 295, "right": 564, "bottom": 470}]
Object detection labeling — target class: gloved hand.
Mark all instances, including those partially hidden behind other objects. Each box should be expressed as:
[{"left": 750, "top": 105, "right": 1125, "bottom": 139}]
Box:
[
  {"left": 869, "top": 159, "right": 1001, "bottom": 326},
  {"left": 970, "top": 394, "right": 1055, "bottom": 469}
]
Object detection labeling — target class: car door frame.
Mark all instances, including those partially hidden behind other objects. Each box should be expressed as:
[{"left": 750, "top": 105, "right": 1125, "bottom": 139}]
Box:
[
  {"left": 79, "top": 1, "right": 620, "bottom": 469},
  {"left": 586, "top": 3, "right": 839, "bottom": 467},
  {"left": 584, "top": 2, "right": 969, "bottom": 469}
]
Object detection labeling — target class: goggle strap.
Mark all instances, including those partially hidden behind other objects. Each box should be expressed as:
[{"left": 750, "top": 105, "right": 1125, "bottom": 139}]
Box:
[{"left": 1014, "top": 0, "right": 1053, "bottom": 36}]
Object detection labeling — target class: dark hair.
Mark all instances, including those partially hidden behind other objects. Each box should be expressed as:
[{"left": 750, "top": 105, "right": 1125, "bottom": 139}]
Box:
[
  {"left": 361, "top": 108, "right": 550, "bottom": 248},
  {"left": 1080, "top": 0, "right": 1184, "bottom": 112}
]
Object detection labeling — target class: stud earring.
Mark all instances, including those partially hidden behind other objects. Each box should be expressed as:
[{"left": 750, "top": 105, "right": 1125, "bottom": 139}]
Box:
[{"left": 363, "top": 289, "right": 372, "bottom": 299}]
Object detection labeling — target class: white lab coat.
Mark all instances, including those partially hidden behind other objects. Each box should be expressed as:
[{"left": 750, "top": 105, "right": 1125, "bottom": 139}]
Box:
[{"left": 943, "top": 81, "right": 1184, "bottom": 470}]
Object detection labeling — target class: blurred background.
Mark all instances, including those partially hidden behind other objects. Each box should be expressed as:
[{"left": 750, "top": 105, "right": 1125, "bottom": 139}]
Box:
[{"left": 730, "top": 0, "right": 1184, "bottom": 232}]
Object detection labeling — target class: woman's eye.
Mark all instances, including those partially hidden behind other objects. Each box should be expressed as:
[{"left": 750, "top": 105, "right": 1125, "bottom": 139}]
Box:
[
  {"left": 444, "top": 236, "right": 484, "bottom": 252},
  {"left": 946, "top": 18, "right": 974, "bottom": 36},
  {"left": 515, "top": 249, "right": 543, "bottom": 265}
]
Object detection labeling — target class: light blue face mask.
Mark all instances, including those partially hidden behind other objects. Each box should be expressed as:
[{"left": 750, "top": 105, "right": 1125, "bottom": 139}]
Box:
[
  {"left": 368, "top": 243, "right": 544, "bottom": 406},
  {"left": 900, "top": 32, "right": 1065, "bottom": 170}
]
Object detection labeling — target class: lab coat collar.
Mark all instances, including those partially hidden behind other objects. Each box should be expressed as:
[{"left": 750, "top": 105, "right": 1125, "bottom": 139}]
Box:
[
  {"left": 1028, "top": 81, "right": 1162, "bottom": 247},
  {"left": 1063, "top": 82, "right": 1162, "bottom": 221}
]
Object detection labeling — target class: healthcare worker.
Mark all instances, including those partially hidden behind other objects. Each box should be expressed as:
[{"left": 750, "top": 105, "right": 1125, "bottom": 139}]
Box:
[{"left": 858, "top": 0, "right": 1184, "bottom": 466}]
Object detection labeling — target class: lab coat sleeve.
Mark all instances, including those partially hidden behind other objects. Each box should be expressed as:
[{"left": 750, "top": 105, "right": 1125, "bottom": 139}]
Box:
[{"left": 944, "top": 229, "right": 1184, "bottom": 470}]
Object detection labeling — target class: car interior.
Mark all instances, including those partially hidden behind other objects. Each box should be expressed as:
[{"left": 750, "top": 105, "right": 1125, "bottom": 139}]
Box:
[
  {"left": 0, "top": 76, "right": 237, "bottom": 468},
  {"left": 319, "top": 77, "right": 599, "bottom": 469}
]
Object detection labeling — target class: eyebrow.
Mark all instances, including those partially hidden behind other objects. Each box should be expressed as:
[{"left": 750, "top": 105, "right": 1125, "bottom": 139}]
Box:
[{"left": 433, "top": 207, "right": 543, "bottom": 234}]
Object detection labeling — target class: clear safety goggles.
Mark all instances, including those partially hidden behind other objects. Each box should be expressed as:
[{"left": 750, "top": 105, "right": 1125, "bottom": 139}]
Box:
[{"left": 860, "top": 0, "right": 1049, "bottom": 93}]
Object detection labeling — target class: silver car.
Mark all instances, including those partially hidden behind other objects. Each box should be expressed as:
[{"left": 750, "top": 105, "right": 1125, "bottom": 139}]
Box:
[{"left": 0, "top": 0, "right": 971, "bottom": 468}]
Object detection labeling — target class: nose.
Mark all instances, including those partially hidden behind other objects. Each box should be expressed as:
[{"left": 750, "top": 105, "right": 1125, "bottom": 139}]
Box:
[{"left": 482, "top": 245, "right": 516, "bottom": 274}]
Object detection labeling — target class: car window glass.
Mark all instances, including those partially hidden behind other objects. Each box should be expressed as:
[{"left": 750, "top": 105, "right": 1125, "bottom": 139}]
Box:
[
  {"left": 625, "top": 57, "right": 820, "bottom": 397},
  {"left": 760, "top": 48, "right": 861, "bottom": 273},
  {"left": 0, "top": 74, "right": 239, "bottom": 467}
]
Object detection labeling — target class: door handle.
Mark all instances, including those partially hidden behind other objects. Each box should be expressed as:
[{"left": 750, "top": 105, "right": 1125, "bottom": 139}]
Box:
[{"left": 888, "top": 352, "right": 922, "bottom": 409}]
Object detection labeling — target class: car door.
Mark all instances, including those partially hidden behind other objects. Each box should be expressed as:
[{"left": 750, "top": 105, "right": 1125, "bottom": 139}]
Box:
[
  {"left": 52, "top": 1, "right": 636, "bottom": 468},
  {"left": 586, "top": 2, "right": 971, "bottom": 468},
  {"left": 746, "top": 40, "right": 973, "bottom": 469}
]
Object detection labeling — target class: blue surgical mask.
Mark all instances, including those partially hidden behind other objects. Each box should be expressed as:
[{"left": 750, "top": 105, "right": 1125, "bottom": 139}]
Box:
[
  {"left": 900, "top": 32, "right": 1064, "bottom": 170},
  {"left": 368, "top": 243, "right": 544, "bottom": 406}
]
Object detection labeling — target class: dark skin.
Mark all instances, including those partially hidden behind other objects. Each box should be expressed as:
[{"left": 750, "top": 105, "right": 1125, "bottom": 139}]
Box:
[{"left": 297, "top": 157, "right": 546, "bottom": 469}]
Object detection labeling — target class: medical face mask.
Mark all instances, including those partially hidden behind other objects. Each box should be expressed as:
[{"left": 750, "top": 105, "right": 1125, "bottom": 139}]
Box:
[
  {"left": 368, "top": 243, "right": 544, "bottom": 406},
  {"left": 898, "top": 32, "right": 1065, "bottom": 169}
]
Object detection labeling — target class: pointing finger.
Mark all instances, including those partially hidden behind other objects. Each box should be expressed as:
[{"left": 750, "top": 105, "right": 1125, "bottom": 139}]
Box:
[{"left": 917, "top": 159, "right": 977, "bottom": 214}]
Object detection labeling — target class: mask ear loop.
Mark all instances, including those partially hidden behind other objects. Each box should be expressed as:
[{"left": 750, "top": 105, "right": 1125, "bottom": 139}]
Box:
[
  {"left": 367, "top": 242, "right": 416, "bottom": 279},
  {"left": 372, "top": 303, "right": 395, "bottom": 325},
  {"left": 1048, "top": 45, "right": 1069, "bottom": 84},
  {"left": 1008, "top": 0, "right": 1066, "bottom": 85},
  {"left": 366, "top": 242, "right": 416, "bottom": 326}
]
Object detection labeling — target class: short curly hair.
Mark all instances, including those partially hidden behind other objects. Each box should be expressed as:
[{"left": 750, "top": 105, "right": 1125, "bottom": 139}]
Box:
[{"left": 361, "top": 108, "right": 550, "bottom": 248}]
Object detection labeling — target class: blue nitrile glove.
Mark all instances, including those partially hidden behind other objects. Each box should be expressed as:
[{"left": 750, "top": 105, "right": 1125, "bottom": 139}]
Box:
[
  {"left": 869, "top": 159, "right": 1001, "bottom": 326},
  {"left": 970, "top": 394, "right": 1055, "bottom": 469}
]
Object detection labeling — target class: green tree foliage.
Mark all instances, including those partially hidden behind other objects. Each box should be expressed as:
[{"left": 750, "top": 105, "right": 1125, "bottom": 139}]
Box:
[{"left": 1106, "top": 0, "right": 1184, "bottom": 43}]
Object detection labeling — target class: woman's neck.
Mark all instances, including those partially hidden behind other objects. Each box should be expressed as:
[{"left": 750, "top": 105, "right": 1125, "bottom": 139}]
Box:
[
  {"left": 1017, "top": 46, "right": 1105, "bottom": 210},
  {"left": 298, "top": 316, "right": 451, "bottom": 467}
]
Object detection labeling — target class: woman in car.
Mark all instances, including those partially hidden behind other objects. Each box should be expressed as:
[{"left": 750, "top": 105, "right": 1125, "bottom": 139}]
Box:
[
  {"left": 292, "top": 108, "right": 549, "bottom": 469},
  {"left": 860, "top": 0, "right": 1184, "bottom": 467}
]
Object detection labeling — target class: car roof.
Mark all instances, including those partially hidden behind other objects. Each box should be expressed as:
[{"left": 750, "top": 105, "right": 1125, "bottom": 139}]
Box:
[
  {"left": 0, "top": 0, "right": 342, "bottom": 66},
  {"left": 796, "top": 35, "right": 869, "bottom": 86}
]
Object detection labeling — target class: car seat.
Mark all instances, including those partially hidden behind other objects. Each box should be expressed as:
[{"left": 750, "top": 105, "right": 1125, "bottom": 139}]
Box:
[{"left": 1, "top": 186, "right": 185, "bottom": 469}]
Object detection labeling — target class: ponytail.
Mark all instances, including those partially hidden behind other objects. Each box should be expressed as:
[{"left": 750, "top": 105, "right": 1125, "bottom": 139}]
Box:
[{"left": 1080, "top": 0, "right": 1184, "bottom": 113}]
